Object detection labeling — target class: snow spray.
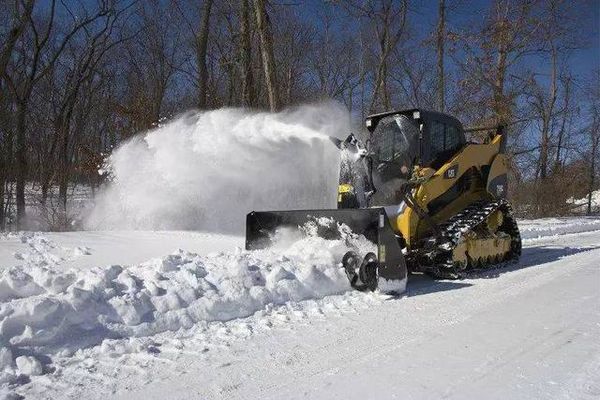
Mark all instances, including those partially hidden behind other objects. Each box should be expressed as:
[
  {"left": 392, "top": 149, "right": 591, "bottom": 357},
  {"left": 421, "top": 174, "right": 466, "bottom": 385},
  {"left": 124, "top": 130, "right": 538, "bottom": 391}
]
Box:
[{"left": 85, "top": 101, "right": 351, "bottom": 233}]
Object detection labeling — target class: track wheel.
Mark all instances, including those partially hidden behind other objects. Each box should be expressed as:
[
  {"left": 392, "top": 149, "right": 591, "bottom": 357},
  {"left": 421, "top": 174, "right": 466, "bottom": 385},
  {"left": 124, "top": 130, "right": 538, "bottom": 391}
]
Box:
[
  {"left": 484, "top": 255, "right": 492, "bottom": 267},
  {"left": 492, "top": 253, "right": 501, "bottom": 264},
  {"left": 454, "top": 260, "right": 468, "bottom": 271}
]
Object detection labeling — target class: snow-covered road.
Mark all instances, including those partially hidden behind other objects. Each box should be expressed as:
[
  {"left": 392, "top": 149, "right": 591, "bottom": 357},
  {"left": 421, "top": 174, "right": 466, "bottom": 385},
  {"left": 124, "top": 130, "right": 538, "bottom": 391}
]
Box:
[
  {"left": 1, "top": 217, "right": 600, "bottom": 399},
  {"left": 115, "top": 229, "right": 600, "bottom": 400}
]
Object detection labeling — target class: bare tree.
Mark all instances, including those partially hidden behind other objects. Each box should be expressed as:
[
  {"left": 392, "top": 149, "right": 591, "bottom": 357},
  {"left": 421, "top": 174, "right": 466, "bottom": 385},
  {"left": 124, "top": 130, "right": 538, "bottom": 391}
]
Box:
[
  {"left": 392, "top": 43, "right": 437, "bottom": 109},
  {"left": 4, "top": 0, "right": 116, "bottom": 228},
  {"left": 197, "top": 0, "right": 213, "bottom": 109},
  {"left": 239, "top": 0, "right": 255, "bottom": 107},
  {"left": 53, "top": 5, "right": 130, "bottom": 224},
  {"left": 587, "top": 122, "right": 599, "bottom": 215},
  {"left": 253, "top": 0, "right": 279, "bottom": 111},
  {"left": 311, "top": 15, "right": 360, "bottom": 107},
  {"left": 0, "top": 0, "right": 34, "bottom": 82},
  {"left": 528, "top": 0, "right": 578, "bottom": 181},
  {"left": 554, "top": 74, "right": 572, "bottom": 171},
  {"left": 0, "top": 0, "right": 35, "bottom": 228},
  {"left": 585, "top": 72, "right": 600, "bottom": 215},
  {"left": 436, "top": 0, "right": 446, "bottom": 112},
  {"left": 0, "top": 0, "right": 596, "bottom": 230},
  {"left": 455, "top": 0, "right": 543, "bottom": 126},
  {"left": 526, "top": 44, "right": 558, "bottom": 182},
  {"left": 118, "top": 1, "right": 180, "bottom": 131},
  {"left": 344, "top": 0, "right": 408, "bottom": 113}
]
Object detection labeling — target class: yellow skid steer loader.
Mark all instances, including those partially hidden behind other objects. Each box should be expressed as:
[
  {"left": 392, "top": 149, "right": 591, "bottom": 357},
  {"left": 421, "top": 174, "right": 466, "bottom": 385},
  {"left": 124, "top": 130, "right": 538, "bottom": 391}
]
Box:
[{"left": 246, "top": 109, "right": 521, "bottom": 294}]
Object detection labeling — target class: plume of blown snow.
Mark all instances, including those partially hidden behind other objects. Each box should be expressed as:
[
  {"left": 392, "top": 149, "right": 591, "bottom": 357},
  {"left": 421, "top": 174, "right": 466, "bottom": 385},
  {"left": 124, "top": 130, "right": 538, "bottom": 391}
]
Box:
[{"left": 85, "top": 102, "right": 350, "bottom": 233}]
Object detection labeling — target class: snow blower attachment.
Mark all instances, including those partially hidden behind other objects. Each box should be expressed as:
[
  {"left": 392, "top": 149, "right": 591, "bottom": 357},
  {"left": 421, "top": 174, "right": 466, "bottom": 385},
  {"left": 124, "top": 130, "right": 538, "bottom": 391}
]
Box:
[
  {"left": 246, "top": 208, "right": 408, "bottom": 293},
  {"left": 246, "top": 108, "right": 521, "bottom": 294}
]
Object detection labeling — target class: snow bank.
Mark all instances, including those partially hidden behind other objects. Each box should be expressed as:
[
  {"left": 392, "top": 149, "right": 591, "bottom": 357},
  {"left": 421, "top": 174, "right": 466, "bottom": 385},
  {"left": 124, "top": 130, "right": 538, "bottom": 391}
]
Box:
[
  {"left": 85, "top": 102, "right": 350, "bottom": 233},
  {"left": 567, "top": 189, "right": 600, "bottom": 214},
  {"left": 0, "top": 219, "right": 373, "bottom": 386},
  {"left": 519, "top": 217, "right": 600, "bottom": 240}
]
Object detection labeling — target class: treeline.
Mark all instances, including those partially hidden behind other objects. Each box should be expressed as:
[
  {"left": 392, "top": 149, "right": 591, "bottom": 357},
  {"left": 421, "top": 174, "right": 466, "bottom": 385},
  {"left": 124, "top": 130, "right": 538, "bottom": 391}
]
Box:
[{"left": 0, "top": 0, "right": 598, "bottom": 230}]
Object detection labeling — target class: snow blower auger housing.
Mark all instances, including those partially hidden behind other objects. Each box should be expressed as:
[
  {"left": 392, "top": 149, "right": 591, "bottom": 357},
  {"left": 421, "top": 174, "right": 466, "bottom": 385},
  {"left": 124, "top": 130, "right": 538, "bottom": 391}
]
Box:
[
  {"left": 245, "top": 108, "right": 521, "bottom": 294},
  {"left": 246, "top": 208, "right": 408, "bottom": 293}
]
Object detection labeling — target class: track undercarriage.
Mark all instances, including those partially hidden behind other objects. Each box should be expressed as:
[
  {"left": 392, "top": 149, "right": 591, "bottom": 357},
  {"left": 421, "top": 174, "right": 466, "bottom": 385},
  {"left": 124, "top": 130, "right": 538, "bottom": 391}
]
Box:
[{"left": 409, "top": 199, "right": 522, "bottom": 279}]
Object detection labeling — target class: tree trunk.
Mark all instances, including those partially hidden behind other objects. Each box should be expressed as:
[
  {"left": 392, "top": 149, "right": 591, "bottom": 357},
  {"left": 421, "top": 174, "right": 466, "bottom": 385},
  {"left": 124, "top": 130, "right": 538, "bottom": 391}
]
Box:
[
  {"left": 56, "top": 92, "right": 81, "bottom": 228},
  {"left": 367, "top": 1, "right": 407, "bottom": 113},
  {"left": 539, "top": 46, "right": 558, "bottom": 181},
  {"left": 589, "top": 138, "right": 598, "bottom": 215},
  {"left": 555, "top": 77, "right": 571, "bottom": 169},
  {"left": 0, "top": 97, "right": 7, "bottom": 229},
  {"left": 539, "top": 117, "right": 549, "bottom": 180},
  {"left": 0, "top": 159, "right": 4, "bottom": 230},
  {"left": 369, "top": 34, "right": 389, "bottom": 113},
  {"left": 41, "top": 128, "right": 59, "bottom": 206},
  {"left": 253, "top": 0, "right": 279, "bottom": 111},
  {"left": 240, "top": 0, "right": 255, "bottom": 107},
  {"left": 3, "top": 114, "right": 14, "bottom": 230},
  {"left": 436, "top": 0, "right": 445, "bottom": 112},
  {"left": 381, "top": 51, "right": 391, "bottom": 110},
  {"left": 493, "top": 47, "right": 508, "bottom": 125},
  {"left": 197, "top": 0, "right": 213, "bottom": 109},
  {"left": 224, "top": 59, "right": 235, "bottom": 106},
  {"left": 286, "top": 66, "right": 293, "bottom": 105},
  {"left": 0, "top": 0, "right": 35, "bottom": 82},
  {"left": 59, "top": 122, "right": 69, "bottom": 225},
  {"left": 15, "top": 100, "right": 28, "bottom": 229}
]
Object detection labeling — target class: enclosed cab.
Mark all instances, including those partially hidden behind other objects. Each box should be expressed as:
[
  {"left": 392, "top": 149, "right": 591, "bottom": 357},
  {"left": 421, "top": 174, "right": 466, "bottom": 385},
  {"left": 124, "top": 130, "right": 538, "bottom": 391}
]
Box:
[{"left": 365, "top": 109, "right": 467, "bottom": 173}]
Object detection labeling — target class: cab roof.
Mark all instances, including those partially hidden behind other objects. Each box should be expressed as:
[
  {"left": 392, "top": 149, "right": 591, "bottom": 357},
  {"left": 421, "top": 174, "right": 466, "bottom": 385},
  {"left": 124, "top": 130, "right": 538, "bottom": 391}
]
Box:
[{"left": 365, "top": 108, "right": 464, "bottom": 133}]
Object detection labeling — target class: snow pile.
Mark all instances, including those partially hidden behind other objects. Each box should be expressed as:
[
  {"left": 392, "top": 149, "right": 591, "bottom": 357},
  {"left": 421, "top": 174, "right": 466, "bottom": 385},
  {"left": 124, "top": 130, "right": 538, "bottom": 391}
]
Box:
[
  {"left": 85, "top": 102, "right": 350, "bottom": 233},
  {"left": 0, "top": 220, "right": 373, "bottom": 386},
  {"left": 567, "top": 189, "right": 600, "bottom": 214}
]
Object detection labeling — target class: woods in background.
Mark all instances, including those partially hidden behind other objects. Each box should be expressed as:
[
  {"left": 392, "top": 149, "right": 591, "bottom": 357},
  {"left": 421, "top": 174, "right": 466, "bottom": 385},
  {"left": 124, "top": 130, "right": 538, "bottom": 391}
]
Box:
[{"left": 0, "top": 0, "right": 598, "bottom": 230}]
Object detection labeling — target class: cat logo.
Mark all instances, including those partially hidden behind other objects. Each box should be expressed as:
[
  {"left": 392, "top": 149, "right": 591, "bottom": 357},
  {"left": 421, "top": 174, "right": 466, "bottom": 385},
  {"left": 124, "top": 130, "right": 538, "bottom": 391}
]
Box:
[
  {"left": 444, "top": 165, "right": 458, "bottom": 179},
  {"left": 497, "top": 184, "right": 504, "bottom": 195}
]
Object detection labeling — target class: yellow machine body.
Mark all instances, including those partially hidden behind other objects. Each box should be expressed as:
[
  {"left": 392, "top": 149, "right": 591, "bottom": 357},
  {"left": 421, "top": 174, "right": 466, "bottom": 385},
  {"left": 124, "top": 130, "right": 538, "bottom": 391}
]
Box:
[{"left": 393, "top": 134, "right": 509, "bottom": 248}]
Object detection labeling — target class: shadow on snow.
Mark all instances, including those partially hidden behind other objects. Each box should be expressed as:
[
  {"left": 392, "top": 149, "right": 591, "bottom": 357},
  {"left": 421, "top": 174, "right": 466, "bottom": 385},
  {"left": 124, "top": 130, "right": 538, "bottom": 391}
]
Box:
[{"left": 400, "top": 244, "right": 600, "bottom": 298}]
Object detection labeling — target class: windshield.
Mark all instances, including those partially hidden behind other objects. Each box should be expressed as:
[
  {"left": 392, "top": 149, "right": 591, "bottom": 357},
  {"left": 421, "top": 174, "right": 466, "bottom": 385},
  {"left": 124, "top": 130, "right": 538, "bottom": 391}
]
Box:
[
  {"left": 371, "top": 114, "right": 419, "bottom": 167},
  {"left": 368, "top": 114, "right": 420, "bottom": 206}
]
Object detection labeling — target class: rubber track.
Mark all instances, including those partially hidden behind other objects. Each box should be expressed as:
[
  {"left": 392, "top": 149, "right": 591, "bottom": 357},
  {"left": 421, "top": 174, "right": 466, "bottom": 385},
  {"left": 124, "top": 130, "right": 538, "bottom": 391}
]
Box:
[{"left": 416, "top": 199, "right": 522, "bottom": 279}]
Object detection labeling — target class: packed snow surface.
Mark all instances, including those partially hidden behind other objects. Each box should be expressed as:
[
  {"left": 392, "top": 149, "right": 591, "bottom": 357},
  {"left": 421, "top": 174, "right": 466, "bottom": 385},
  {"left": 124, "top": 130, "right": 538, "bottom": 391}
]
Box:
[
  {"left": 1, "top": 217, "right": 599, "bottom": 399},
  {"left": 0, "top": 218, "right": 374, "bottom": 397},
  {"left": 85, "top": 102, "right": 350, "bottom": 233}
]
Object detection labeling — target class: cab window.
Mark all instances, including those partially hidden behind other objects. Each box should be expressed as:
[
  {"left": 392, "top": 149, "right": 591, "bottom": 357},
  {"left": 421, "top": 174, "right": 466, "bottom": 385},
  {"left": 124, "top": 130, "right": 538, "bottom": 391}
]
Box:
[
  {"left": 446, "top": 125, "right": 462, "bottom": 150},
  {"left": 430, "top": 121, "right": 445, "bottom": 156},
  {"left": 427, "top": 120, "right": 465, "bottom": 168},
  {"left": 373, "top": 115, "right": 416, "bottom": 163}
]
